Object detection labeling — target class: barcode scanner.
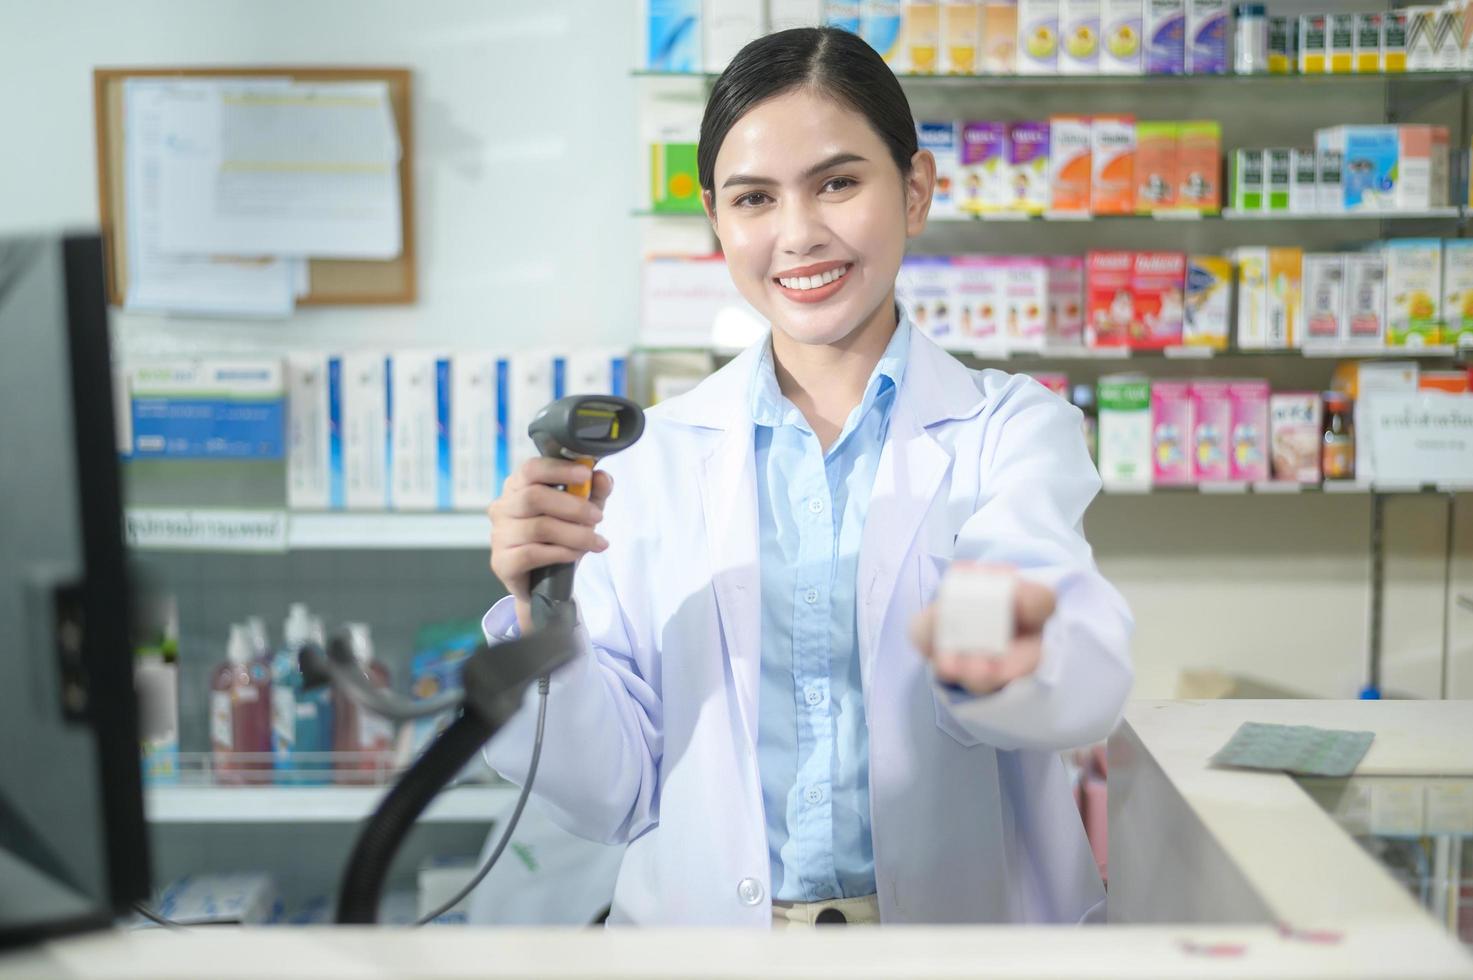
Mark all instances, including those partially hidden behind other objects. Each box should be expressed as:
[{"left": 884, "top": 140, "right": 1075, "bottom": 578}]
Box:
[{"left": 525, "top": 394, "right": 645, "bottom": 630}]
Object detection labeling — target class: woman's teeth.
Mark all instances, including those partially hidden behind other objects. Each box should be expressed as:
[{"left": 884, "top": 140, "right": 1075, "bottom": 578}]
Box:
[{"left": 777, "top": 265, "right": 849, "bottom": 290}]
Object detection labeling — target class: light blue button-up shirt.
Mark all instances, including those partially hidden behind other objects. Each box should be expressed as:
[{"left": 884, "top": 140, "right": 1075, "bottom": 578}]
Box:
[{"left": 751, "top": 316, "right": 910, "bottom": 903}]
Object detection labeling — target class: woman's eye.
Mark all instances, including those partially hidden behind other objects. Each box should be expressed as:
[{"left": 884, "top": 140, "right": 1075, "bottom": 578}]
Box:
[
  {"left": 823, "top": 177, "right": 856, "bottom": 193},
  {"left": 733, "top": 191, "right": 771, "bottom": 208}
]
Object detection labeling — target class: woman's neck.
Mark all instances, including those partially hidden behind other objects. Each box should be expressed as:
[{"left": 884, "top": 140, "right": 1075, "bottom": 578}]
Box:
[{"left": 770, "top": 294, "right": 898, "bottom": 451}]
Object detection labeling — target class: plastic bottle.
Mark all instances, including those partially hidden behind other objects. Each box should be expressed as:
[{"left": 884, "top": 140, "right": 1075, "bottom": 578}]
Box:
[
  {"left": 211, "top": 624, "right": 272, "bottom": 784},
  {"left": 136, "top": 648, "right": 179, "bottom": 785},
  {"left": 271, "top": 604, "right": 335, "bottom": 785},
  {"left": 332, "top": 623, "right": 395, "bottom": 784}
]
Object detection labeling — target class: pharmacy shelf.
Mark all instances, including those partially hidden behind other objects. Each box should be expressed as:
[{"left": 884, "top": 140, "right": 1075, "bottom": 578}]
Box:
[
  {"left": 1101, "top": 481, "right": 1473, "bottom": 495},
  {"left": 944, "top": 345, "right": 1466, "bottom": 361},
  {"left": 145, "top": 783, "right": 517, "bottom": 824},
  {"left": 631, "top": 69, "right": 1473, "bottom": 89},
  {"left": 634, "top": 207, "right": 1466, "bottom": 222}
]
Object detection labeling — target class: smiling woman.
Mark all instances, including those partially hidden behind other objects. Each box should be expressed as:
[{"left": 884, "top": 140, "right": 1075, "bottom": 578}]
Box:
[
  {"left": 482, "top": 25, "right": 1133, "bottom": 930},
  {"left": 696, "top": 28, "right": 935, "bottom": 354}
]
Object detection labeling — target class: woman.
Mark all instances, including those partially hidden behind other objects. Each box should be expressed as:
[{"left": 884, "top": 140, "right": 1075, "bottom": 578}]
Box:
[{"left": 484, "top": 26, "right": 1133, "bottom": 927}]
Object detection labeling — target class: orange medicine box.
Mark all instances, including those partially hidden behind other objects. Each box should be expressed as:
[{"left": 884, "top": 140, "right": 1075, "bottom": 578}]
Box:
[
  {"left": 1049, "top": 115, "right": 1093, "bottom": 213},
  {"left": 1091, "top": 115, "right": 1136, "bottom": 214},
  {"left": 1175, "top": 120, "right": 1221, "bottom": 212},
  {"left": 1135, "top": 122, "right": 1178, "bottom": 213}
]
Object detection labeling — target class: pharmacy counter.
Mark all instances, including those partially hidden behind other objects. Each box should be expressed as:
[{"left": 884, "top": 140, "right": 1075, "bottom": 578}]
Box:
[{"left": 4, "top": 700, "right": 1471, "bottom": 979}]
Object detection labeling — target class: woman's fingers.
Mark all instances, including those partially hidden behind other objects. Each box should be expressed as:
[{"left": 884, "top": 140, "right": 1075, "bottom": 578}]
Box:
[{"left": 931, "top": 635, "right": 1044, "bottom": 696}]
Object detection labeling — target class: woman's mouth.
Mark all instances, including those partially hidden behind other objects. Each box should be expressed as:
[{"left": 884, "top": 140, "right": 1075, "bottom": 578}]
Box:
[{"left": 773, "top": 263, "right": 853, "bottom": 304}]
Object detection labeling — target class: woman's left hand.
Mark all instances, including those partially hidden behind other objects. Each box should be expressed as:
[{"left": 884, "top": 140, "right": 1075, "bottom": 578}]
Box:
[{"left": 908, "top": 569, "right": 1056, "bottom": 695}]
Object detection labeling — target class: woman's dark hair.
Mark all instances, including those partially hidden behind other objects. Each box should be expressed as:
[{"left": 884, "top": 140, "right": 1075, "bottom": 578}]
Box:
[{"left": 697, "top": 27, "right": 918, "bottom": 198}]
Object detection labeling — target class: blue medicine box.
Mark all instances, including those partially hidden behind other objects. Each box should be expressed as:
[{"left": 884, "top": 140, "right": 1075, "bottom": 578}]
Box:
[{"left": 130, "top": 360, "right": 286, "bottom": 459}]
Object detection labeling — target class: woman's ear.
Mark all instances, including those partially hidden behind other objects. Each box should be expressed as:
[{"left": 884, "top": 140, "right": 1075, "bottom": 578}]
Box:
[
  {"left": 701, "top": 189, "right": 718, "bottom": 231},
  {"left": 905, "top": 149, "right": 937, "bottom": 238}
]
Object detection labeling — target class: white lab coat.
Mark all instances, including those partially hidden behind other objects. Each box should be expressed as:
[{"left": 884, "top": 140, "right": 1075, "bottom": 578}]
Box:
[{"left": 482, "top": 328, "right": 1134, "bottom": 926}]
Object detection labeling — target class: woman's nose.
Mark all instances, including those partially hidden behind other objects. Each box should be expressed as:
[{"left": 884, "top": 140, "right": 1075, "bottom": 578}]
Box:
[{"left": 775, "top": 197, "right": 828, "bottom": 257}]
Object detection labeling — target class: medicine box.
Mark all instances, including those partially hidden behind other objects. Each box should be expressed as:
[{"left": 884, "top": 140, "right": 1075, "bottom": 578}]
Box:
[
  {"left": 1017, "top": 0, "right": 1061, "bottom": 73},
  {"left": 1130, "top": 251, "right": 1186, "bottom": 349},
  {"left": 983, "top": 0, "right": 1019, "bottom": 72},
  {"left": 1265, "top": 148, "right": 1291, "bottom": 212},
  {"left": 704, "top": 0, "right": 763, "bottom": 73},
  {"left": 861, "top": 0, "right": 906, "bottom": 64},
  {"left": 1086, "top": 250, "right": 1135, "bottom": 346},
  {"left": 1342, "top": 126, "right": 1399, "bottom": 212},
  {"left": 941, "top": 0, "right": 983, "bottom": 74},
  {"left": 1150, "top": 379, "right": 1192, "bottom": 486},
  {"left": 901, "top": 255, "right": 957, "bottom": 343},
  {"left": 1353, "top": 13, "right": 1382, "bottom": 72},
  {"left": 450, "top": 353, "right": 505, "bottom": 512},
  {"left": 1059, "top": 0, "right": 1102, "bottom": 72},
  {"left": 1232, "top": 149, "right": 1264, "bottom": 211},
  {"left": 1383, "top": 239, "right": 1443, "bottom": 347},
  {"left": 1314, "top": 128, "right": 1344, "bottom": 212},
  {"left": 1228, "top": 380, "right": 1270, "bottom": 483},
  {"left": 1443, "top": 239, "right": 1473, "bottom": 348},
  {"left": 1190, "top": 379, "right": 1232, "bottom": 482},
  {"left": 1176, "top": 120, "right": 1220, "bottom": 212},
  {"left": 908, "top": 0, "right": 942, "bottom": 72},
  {"left": 1270, "top": 393, "right": 1323, "bottom": 483},
  {"left": 918, "top": 121, "right": 962, "bottom": 218},
  {"left": 645, "top": 0, "right": 701, "bottom": 71},
  {"left": 1382, "top": 11, "right": 1409, "bottom": 70},
  {"left": 961, "top": 121, "right": 1010, "bottom": 214},
  {"left": 1235, "top": 247, "right": 1269, "bottom": 349},
  {"left": 130, "top": 359, "right": 285, "bottom": 461},
  {"left": 1047, "top": 255, "right": 1086, "bottom": 345},
  {"left": 1266, "top": 247, "right": 1303, "bottom": 349},
  {"left": 1007, "top": 121, "right": 1051, "bottom": 213},
  {"left": 341, "top": 353, "right": 389, "bottom": 510},
  {"left": 1394, "top": 125, "right": 1450, "bottom": 212},
  {"left": 1298, "top": 14, "right": 1328, "bottom": 72},
  {"left": 1001, "top": 257, "right": 1049, "bottom": 348},
  {"left": 1290, "top": 148, "right": 1318, "bottom": 213},
  {"left": 1090, "top": 115, "right": 1135, "bottom": 214},
  {"left": 1134, "top": 122, "right": 1177, "bottom": 213},
  {"left": 1100, "top": 0, "right": 1143, "bottom": 73},
  {"left": 1301, "top": 253, "right": 1346, "bottom": 350},
  {"left": 1328, "top": 13, "right": 1355, "bottom": 72},
  {"left": 1097, "top": 374, "right": 1153, "bottom": 489},
  {"left": 1145, "top": 0, "right": 1186, "bottom": 74},
  {"left": 1186, "top": 0, "right": 1228, "bottom": 72},
  {"left": 953, "top": 255, "right": 1004, "bottom": 351},
  {"left": 1048, "top": 115, "right": 1093, "bottom": 213},
  {"left": 388, "top": 351, "right": 450, "bottom": 512},
  {"left": 1343, "top": 252, "right": 1388, "bottom": 347},
  {"left": 1184, "top": 254, "right": 1231, "bottom": 349},
  {"left": 286, "top": 355, "right": 331, "bottom": 509}
]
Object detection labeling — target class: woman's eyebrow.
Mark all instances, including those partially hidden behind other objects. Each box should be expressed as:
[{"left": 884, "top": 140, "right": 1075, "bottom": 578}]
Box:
[{"left": 720, "top": 151, "right": 869, "bottom": 189}]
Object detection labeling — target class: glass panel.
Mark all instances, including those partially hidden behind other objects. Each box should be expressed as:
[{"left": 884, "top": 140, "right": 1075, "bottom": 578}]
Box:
[{"left": 1300, "top": 776, "right": 1473, "bottom": 949}]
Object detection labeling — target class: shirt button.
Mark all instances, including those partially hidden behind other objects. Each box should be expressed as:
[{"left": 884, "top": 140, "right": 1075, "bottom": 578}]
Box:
[
  {"left": 804, "top": 588, "right": 819, "bottom": 604},
  {"left": 805, "top": 787, "right": 825, "bottom": 805},
  {"left": 737, "top": 877, "right": 765, "bottom": 906},
  {"left": 807, "top": 497, "right": 824, "bottom": 514},
  {"left": 805, "top": 688, "right": 823, "bottom": 707}
]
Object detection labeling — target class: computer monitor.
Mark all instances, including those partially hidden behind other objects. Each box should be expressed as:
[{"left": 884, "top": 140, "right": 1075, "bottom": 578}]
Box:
[{"left": 0, "top": 232, "right": 150, "bottom": 945}]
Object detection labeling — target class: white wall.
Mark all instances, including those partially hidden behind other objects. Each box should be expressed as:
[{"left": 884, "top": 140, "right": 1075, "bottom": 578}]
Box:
[
  {"left": 0, "top": 0, "right": 641, "bottom": 356},
  {"left": 2, "top": 0, "right": 1468, "bottom": 703}
]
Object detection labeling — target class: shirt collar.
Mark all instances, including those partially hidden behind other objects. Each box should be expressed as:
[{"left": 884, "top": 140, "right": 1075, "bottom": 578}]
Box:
[{"left": 749, "top": 306, "right": 912, "bottom": 429}]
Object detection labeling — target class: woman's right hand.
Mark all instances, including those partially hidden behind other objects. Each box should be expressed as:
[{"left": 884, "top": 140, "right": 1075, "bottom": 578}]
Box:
[{"left": 488, "top": 459, "right": 613, "bottom": 633}]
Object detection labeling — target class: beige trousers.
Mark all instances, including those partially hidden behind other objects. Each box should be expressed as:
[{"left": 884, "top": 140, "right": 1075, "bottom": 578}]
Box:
[{"left": 770, "top": 894, "right": 881, "bottom": 928}]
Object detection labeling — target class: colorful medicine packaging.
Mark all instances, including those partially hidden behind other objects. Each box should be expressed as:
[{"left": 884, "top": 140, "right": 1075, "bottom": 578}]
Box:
[
  {"left": 1130, "top": 251, "right": 1186, "bottom": 349},
  {"left": 961, "top": 122, "right": 1010, "bottom": 214},
  {"left": 1343, "top": 252, "right": 1388, "bottom": 347},
  {"left": 1001, "top": 257, "right": 1049, "bottom": 348},
  {"left": 953, "top": 255, "right": 1004, "bottom": 351},
  {"left": 1090, "top": 115, "right": 1135, "bottom": 214},
  {"left": 1185, "top": 0, "right": 1228, "bottom": 72},
  {"left": 1184, "top": 254, "right": 1231, "bottom": 349},
  {"left": 918, "top": 121, "right": 962, "bottom": 218},
  {"left": 1176, "top": 121, "right": 1220, "bottom": 212},
  {"left": 1086, "top": 250, "right": 1135, "bottom": 346},
  {"left": 1189, "top": 379, "right": 1232, "bottom": 482},
  {"left": 1007, "top": 121, "right": 1051, "bottom": 213},
  {"left": 942, "top": 1, "right": 984, "bottom": 73},
  {"left": 1100, "top": 0, "right": 1143, "bottom": 72},
  {"left": 984, "top": 0, "right": 1020, "bottom": 72},
  {"left": 1383, "top": 238, "right": 1443, "bottom": 347},
  {"left": 1049, "top": 115, "right": 1093, "bottom": 213},
  {"left": 1145, "top": 0, "right": 1186, "bottom": 73},
  {"left": 1097, "top": 375, "right": 1152, "bottom": 490},
  {"left": 1047, "top": 256, "right": 1087, "bottom": 345},
  {"left": 1270, "top": 392, "right": 1323, "bottom": 483},
  {"left": 1059, "top": 0, "right": 1102, "bottom": 72},
  {"left": 1150, "top": 379, "right": 1192, "bottom": 486},
  {"left": 1300, "top": 253, "right": 1346, "bottom": 350},
  {"left": 1018, "top": 0, "right": 1061, "bottom": 73},
  {"left": 1228, "top": 380, "right": 1270, "bottom": 483},
  {"left": 1443, "top": 239, "right": 1473, "bottom": 348},
  {"left": 901, "top": 255, "right": 956, "bottom": 341},
  {"left": 1135, "top": 122, "right": 1178, "bottom": 212}
]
